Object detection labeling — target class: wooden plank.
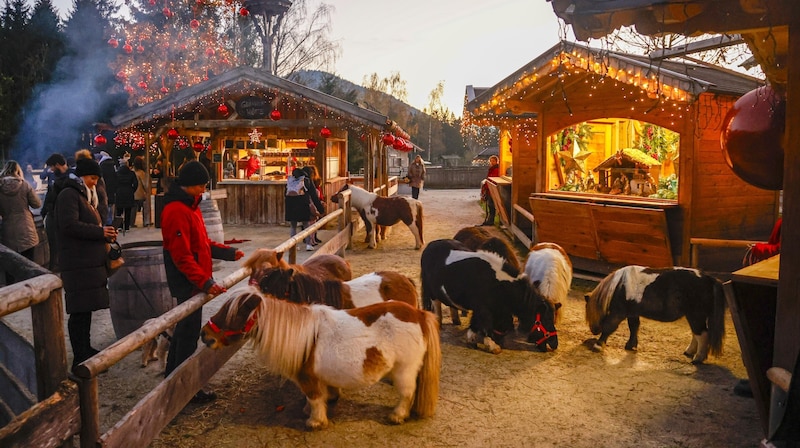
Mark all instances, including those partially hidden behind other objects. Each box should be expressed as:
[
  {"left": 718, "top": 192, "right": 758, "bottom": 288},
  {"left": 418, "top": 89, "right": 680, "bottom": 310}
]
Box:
[
  {"left": 0, "top": 380, "right": 80, "bottom": 448},
  {"left": 591, "top": 205, "right": 673, "bottom": 267},
  {"left": 486, "top": 181, "right": 510, "bottom": 227}
]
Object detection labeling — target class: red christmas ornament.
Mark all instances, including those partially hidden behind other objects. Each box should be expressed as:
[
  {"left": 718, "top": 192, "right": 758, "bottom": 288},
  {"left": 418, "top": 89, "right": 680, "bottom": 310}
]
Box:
[
  {"left": 270, "top": 109, "right": 281, "bottom": 121},
  {"left": 93, "top": 134, "right": 107, "bottom": 146},
  {"left": 180, "top": 43, "right": 187, "bottom": 51},
  {"left": 193, "top": 141, "right": 205, "bottom": 152},
  {"left": 382, "top": 133, "right": 395, "bottom": 146},
  {"left": 160, "top": 86, "right": 169, "bottom": 94},
  {"left": 239, "top": 7, "right": 249, "bottom": 16},
  {"left": 116, "top": 70, "right": 127, "bottom": 81},
  {"left": 721, "top": 85, "right": 786, "bottom": 190},
  {"left": 320, "top": 127, "right": 332, "bottom": 138},
  {"left": 392, "top": 137, "right": 405, "bottom": 150},
  {"left": 162, "top": 7, "right": 172, "bottom": 18},
  {"left": 196, "top": 0, "right": 203, "bottom": 4},
  {"left": 178, "top": 138, "right": 189, "bottom": 149},
  {"left": 190, "top": 19, "right": 200, "bottom": 30},
  {"left": 306, "top": 139, "right": 318, "bottom": 149},
  {"left": 167, "top": 128, "right": 179, "bottom": 139},
  {"left": 218, "top": 104, "right": 229, "bottom": 116},
  {"left": 404, "top": 140, "right": 413, "bottom": 152},
  {"left": 205, "top": 47, "right": 215, "bottom": 58},
  {"left": 148, "top": 0, "right": 156, "bottom": 5},
  {"left": 123, "top": 43, "right": 133, "bottom": 54},
  {"left": 136, "top": 44, "right": 145, "bottom": 53},
  {"left": 108, "top": 38, "right": 119, "bottom": 48},
  {"left": 137, "top": 81, "right": 148, "bottom": 89},
  {"left": 175, "top": 81, "right": 184, "bottom": 89},
  {"left": 124, "top": 85, "right": 135, "bottom": 95}
]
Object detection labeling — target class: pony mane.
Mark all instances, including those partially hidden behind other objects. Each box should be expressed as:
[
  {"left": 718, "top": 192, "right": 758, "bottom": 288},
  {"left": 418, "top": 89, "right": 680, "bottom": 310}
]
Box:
[
  {"left": 288, "top": 271, "right": 326, "bottom": 304},
  {"left": 585, "top": 267, "right": 627, "bottom": 327},
  {"left": 472, "top": 249, "right": 520, "bottom": 278},
  {"left": 243, "top": 248, "right": 289, "bottom": 278}
]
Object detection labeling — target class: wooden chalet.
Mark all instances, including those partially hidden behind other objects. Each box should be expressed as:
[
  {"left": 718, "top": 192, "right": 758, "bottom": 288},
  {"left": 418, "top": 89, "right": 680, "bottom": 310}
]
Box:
[
  {"left": 110, "top": 66, "right": 400, "bottom": 224},
  {"left": 549, "top": 1, "right": 799, "bottom": 444}
]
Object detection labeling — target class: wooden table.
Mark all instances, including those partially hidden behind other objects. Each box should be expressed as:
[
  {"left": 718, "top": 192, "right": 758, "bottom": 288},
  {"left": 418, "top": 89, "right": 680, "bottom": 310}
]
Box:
[{"left": 728, "top": 254, "right": 779, "bottom": 436}]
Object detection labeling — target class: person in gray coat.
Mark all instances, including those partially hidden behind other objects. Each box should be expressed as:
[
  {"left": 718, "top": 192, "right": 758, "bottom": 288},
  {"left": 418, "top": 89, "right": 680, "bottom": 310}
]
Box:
[{"left": 0, "top": 160, "right": 42, "bottom": 263}]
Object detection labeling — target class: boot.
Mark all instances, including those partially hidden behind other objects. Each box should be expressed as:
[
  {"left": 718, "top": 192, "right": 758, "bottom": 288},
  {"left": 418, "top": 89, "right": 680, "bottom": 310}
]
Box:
[{"left": 68, "top": 312, "right": 92, "bottom": 371}]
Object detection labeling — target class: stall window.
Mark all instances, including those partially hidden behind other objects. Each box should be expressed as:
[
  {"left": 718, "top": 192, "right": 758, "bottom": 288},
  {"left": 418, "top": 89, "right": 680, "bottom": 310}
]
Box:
[
  {"left": 546, "top": 119, "right": 679, "bottom": 200},
  {"left": 327, "top": 141, "right": 343, "bottom": 178}
]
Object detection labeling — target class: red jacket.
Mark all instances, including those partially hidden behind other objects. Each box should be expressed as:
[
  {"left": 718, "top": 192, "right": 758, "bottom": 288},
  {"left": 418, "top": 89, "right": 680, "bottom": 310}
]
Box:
[{"left": 161, "top": 184, "right": 237, "bottom": 298}]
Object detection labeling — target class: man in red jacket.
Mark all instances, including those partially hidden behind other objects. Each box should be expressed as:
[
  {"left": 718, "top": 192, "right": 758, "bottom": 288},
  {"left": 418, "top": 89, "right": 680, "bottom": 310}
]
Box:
[{"left": 161, "top": 161, "right": 243, "bottom": 403}]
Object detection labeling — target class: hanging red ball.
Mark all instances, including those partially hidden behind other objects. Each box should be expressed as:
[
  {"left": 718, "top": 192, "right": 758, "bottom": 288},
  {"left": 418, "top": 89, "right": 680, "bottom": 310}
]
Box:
[
  {"left": 136, "top": 44, "right": 145, "bottom": 53},
  {"left": 175, "top": 81, "right": 184, "bottom": 89},
  {"left": 190, "top": 19, "right": 200, "bottom": 30},
  {"left": 124, "top": 85, "right": 134, "bottom": 95},
  {"left": 107, "top": 38, "right": 119, "bottom": 48},
  {"left": 392, "top": 137, "right": 405, "bottom": 150},
  {"left": 148, "top": 0, "right": 156, "bottom": 5},
  {"left": 205, "top": 47, "right": 215, "bottom": 57},
  {"left": 218, "top": 104, "right": 229, "bottom": 116},
  {"left": 193, "top": 141, "right": 205, "bottom": 152},
  {"left": 239, "top": 7, "right": 249, "bottom": 16},
  {"left": 93, "top": 134, "right": 107, "bottom": 146},
  {"left": 382, "top": 134, "right": 395, "bottom": 146},
  {"left": 320, "top": 127, "right": 332, "bottom": 138},
  {"left": 306, "top": 139, "right": 318, "bottom": 149},
  {"left": 721, "top": 86, "right": 786, "bottom": 190},
  {"left": 160, "top": 86, "right": 169, "bottom": 94},
  {"left": 162, "top": 7, "right": 172, "bottom": 18},
  {"left": 116, "top": 70, "right": 127, "bottom": 81},
  {"left": 137, "top": 81, "right": 148, "bottom": 89},
  {"left": 270, "top": 110, "right": 281, "bottom": 121},
  {"left": 178, "top": 138, "right": 189, "bottom": 149},
  {"left": 123, "top": 43, "right": 133, "bottom": 54},
  {"left": 167, "top": 128, "right": 179, "bottom": 139}
]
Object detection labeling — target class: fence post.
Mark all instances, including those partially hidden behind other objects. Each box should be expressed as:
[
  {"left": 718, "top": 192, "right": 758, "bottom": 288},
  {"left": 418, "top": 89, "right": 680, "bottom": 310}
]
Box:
[
  {"left": 31, "top": 288, "right": 68, "bottom": 400},
  {"left": 77, "top": 376, "right": 100, "bottom": 448}
]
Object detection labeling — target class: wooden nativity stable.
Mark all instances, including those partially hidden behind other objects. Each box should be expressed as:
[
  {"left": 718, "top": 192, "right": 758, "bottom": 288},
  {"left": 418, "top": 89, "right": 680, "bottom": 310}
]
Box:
[
  {"left": 465, "top": 40, "right": 777, "bottom": 273},
  {"left": 110, "top": 66, "right": 402, "bottom": 225}
]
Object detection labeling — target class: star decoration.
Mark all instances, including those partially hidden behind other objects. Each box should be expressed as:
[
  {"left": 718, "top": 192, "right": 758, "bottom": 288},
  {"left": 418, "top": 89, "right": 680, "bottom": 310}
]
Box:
[
  {"left": 558, "top": 150, "right": 593, "bottom": 174},
  {"left": 249, "top": 128, "right": 262, "bottom": 144}
]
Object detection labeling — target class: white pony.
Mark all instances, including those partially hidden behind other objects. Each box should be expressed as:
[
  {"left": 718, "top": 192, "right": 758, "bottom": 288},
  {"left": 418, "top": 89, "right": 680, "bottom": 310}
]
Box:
[{"left": 524, "top": 242, "right": 572, "bottom": 321}]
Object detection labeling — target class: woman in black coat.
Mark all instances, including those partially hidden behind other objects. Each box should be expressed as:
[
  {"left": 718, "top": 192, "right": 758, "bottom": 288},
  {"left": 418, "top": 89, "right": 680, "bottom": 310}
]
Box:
[
  {"left": 55, "top": 158, "right": 118, "bottom": 371},
  {"left": 115, "top": 161, "right": 138, "bottom": 230},
  {"left": 284, "top": 168, "right": 324, "bottom": 251}
]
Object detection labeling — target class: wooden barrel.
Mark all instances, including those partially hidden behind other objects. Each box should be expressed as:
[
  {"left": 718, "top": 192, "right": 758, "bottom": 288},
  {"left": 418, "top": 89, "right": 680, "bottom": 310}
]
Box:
[
  {"left": 32, "top": 214, "right": 49, "bottom": 268},
  {"left": 107, "top": 241, "right": 175, "bottom": 339},
  {"left": 200, "top": 196, "right": 224, "bottom": 271}
]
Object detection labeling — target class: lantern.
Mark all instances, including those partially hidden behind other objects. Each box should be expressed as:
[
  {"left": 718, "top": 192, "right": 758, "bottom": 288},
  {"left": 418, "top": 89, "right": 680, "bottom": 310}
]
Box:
[
  {"left": 393, "top": 137, "right": 405, "bottom": 150},
  {"left": 306, "top": 139, "right": 318, "bottom": 149},
  {"left": 218, "top": 104, "right": 229, "bottom": 116},
  {"left": 93, "top": 134, "right": 107, "bottom": 146},
  {"left": 382, "top": 133, "right": 395, "bottom": 146},
  {"left": 193, "top": 141, "right": 205, "bottom": 152},
  {"left": 107, "top": 38, "right": 119, "bottom": 48},
  {"left": 167, "top": 128, "right": 179, "bottom": 139},
  {"left": 721, "top": 86, "right": 785, "bottom": 190},
  {"left": 320, "top": 127, "right": 332, "bottom": 138},
  {"left": 270, "top": 109, "right": 281, "bottom": 121}
]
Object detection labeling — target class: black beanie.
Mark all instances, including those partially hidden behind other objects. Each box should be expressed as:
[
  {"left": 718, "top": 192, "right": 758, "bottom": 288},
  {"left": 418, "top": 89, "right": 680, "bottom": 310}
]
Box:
[
  {"left": 75, "top": 158, "right": 101, "bottom": 177},
  {"left": 177, "top": 160, "right": 210, "bottom": 186}
]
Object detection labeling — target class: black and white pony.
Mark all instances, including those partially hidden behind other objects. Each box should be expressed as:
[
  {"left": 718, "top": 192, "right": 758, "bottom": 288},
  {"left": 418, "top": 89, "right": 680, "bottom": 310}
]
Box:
[
  {"left": 584, "top": 265, "right": 726, "bottom": 364},
  {"left": 421, "top": 239, "right": 560, "bottom": 354},
  {"left": 523, "top": 242, "right": 572, "bottom": 323},
  {"left": 331, "top": 184, "right": 423, "bottom": 249}
]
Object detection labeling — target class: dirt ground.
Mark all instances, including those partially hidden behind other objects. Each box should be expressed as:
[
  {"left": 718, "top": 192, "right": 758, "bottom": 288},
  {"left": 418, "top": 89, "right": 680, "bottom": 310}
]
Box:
[{"left": 8, "top": 187, "right": 763, "bottom": 447}]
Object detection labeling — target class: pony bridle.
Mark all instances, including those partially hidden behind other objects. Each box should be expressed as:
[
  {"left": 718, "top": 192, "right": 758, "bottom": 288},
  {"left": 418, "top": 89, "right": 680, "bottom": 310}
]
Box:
[
  {"left": 530, "top": 313, "right": 557, "bottom": 346},
  {"left": 206, "top": 311, "right": 258, "bottom": 345}
]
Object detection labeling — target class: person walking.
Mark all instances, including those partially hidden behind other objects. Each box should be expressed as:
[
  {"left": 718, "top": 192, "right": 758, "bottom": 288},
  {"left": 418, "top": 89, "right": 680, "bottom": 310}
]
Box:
[
  {"left": 114, "top": 159, "right": 138, "bottom": 232},
  {"left": 161, "top": 161, "right": 243, "bottom": 403},
  {"left": 285, "top": 167, "right": 324, "bottom": 251},
  {"left": 54, "top": 158, "right": 118, "bottom": 371},
  {"left": 408, "top": 155, "right": 426, "bottom": 200},
  {"left": 40, "top": 153, "right": 70, "bottom": 271},
  {"left": 0, "top": 160, "right": 42, "bottom": 270},
  {"left": 99, "top": 151, "right": 119, "bottom": 225},
  {"left": 132, "top": 156, "right": 151, "bottom": 227},
  {"left": 481, "top": 155, "right": 500, "bottom": 225}
]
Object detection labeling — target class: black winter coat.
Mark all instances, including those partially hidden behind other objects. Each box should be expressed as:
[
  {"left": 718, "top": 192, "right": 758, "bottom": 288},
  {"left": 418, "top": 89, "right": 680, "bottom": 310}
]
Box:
[
  {"left": 55, "top": 175, "right": 110, "bottom": 313},
  {"left": 115, "top": 165, "right": 138, "bottom": 208},
  {"left": 284, "top": 175, "right": 324, "bottom": 222}
]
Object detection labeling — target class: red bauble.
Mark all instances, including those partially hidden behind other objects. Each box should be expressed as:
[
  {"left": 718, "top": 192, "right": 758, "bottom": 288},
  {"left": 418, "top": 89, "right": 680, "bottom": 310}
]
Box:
[
  {"left": 137, "top": 81, "right": 148, "bottom": 89},
  {"left": 108, "top": 38, "right": 119, "bottom": 48},
  {"left": 175, "top": 81, "right": 184, "bottom": 89},
  {"left": 190, "top": 19, "right": 200, "bottom": 30},
  {"left": 178, "top": 138, "right": 189, "bottom": 149},
  {"left": 306, "top": 139, "right": 318, "bottom": 149},
  {"left": 136, "top": 44, "right": 145, "bottom": 53},
  {"left": 148, "top": 0, "right": 156, "bottom": 5},
  {"left": 721, "top": 86, "right": 786, "bottom": 190},
  {"left": 93, "top": 134, "right": 107, "bottom": 146},
  {"left": 167, "top": 128, "right": 179, "bottom": 139},
  {"left": 162, "top": 7, "right": 172, "bottom": 18},
  {"left": 160, "top": 86, "right": 169, "bottom": 94},
  {"left": 116, "top": 70, "right": 127, "bottom": 81},
  {"left": 193, "top": 141, "right": 205, "bottom": 152},
  {"left": 270, "top": 109, "right": 281, "bottom": 121},
  {"left": 124, "top": 85, "right": 134, "bottom": 94},
  {"left": 218, "top": 104, "right": 229, "bottom": 116},
  {"left": 205, "top": 47, "right": 215, "bottom": 57},
  {"left": 320, "top": 127, "right": 332, "bottom": 138},
  {"left": 392, "top": 137, "right": 405, "bottom": 150},
  {"left": 382, "top": 133, "right": 395, "bottom": 146},
  {"left": 404, "top": 140, "right": 413, "bottom": 152},
  {"left": 239, "top": 7, "right": 249, "bottom": 16},
  {"left": 123, "top": 43, "right": 133, "bottom": 54}
]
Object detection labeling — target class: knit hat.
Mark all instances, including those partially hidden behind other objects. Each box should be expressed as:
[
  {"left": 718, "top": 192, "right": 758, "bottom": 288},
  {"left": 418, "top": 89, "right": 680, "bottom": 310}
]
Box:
[
  {"left": 75, "top": 158, "right": 101, "bottom": 177},
  {"left": 177, "top": 160, "right": 210, "bottom": 186}
]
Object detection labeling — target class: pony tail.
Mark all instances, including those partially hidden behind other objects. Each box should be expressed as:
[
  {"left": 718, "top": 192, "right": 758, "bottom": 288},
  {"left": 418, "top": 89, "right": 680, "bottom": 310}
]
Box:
[
  {"left": 416, "top": 202, "right": 424, "bottom": 245},
  {"left": 413, "top": 310, "right": 440, "bottom": 418},
  {"left": 708, "top": 278, "right": 727, "bottom": 356}
]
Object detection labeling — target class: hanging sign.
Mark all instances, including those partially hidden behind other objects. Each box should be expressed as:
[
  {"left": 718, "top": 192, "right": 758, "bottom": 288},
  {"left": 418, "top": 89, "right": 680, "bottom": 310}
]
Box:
[{"left": 236, "top": 96, "right": 270, "bottom": 119}]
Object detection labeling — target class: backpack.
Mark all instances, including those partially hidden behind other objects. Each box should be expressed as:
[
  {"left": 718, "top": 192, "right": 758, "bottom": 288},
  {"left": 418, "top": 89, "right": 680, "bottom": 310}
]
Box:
[{"left": 286, "top": 175, "right": 306, "bottom": 196}]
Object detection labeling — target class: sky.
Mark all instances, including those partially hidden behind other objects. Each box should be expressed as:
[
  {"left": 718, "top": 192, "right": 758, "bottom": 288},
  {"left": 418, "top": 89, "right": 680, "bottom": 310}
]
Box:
[{"left": 43, "top": 0, "right": 565, "bottom": 116}]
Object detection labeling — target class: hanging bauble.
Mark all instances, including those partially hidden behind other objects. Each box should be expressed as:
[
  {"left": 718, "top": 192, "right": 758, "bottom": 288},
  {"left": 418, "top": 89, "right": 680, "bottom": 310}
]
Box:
[
  {"left": 404, "top": 140, "right": 413, "bottom": 152},
  {"left": 382, "top": 133, "right": 395, "bottom": 146},
  {"left": 137, "top": 81, "right": 148, "bottom": 89},
  {"left": 136, "top": 44, "right": 145, "bottom": 53},
  {"left": 93, "top": 134, "right": 107, "bottom": 146},
  {"left": 178, "top": 138, "right": 189, "bottom": 149},
  {"left": 175, "top": 81, "right": 184, "bottom": 89},
  {"left": 160, "top": 86, "right": 169, "bottom": 94},
  {"left": 205, "top": 47, "right": 215, "bottom": 58},
  {"left": 721, "top": 85, "right": 785, "bottom": 190},
  {"left": 167, "top": 128, "right": 179, "bottom": 139},
  {"left": 190, "top": 19, "right": 200, "bottom": 30},
  {"left": 108, "top": 38, "right": 119, "bottom": 48},
  {"left": 148, "top": 0, "right": 156, "bottom": 5},
  {"left": 239, "top": 7, "right": 249, "bottom": 16},
  {"left": 123, "top": 43, "right": 133, "bottom": 54},
  {"left": 124, "top": 85, "right": 134, "bottom": 95},
  {"left": 392, "top": 137, "right": 405, "bottom": 150},
  {"left": 270, "top": 109, "right": 281, "bottom": 121},
  {"left": 193, "top": 141, "right": 205, "bottom": 152},
  {"left": 218, "top": 104, "right": 229, "bottom": 116},
  {"left": 360, "top": 133, "right": 367, "bottom": 141},
  {"left": 116, "top": 70, "right": 127, "bottom": 81},
  {"left": 180, "top": 43, "right": 187, "bottom": 51},
  {"left": 162, "top": 7, "right": 172, "bottom": 18},
  {"left": 320, "top": 127, "right": 332, "bottom": 138},
  {"left": 306, "top": 139, "right": 318, "bottom": 149},
  {"left": 219, "top": 57, "right": 230, "bottom": 66},
  {"left": 196, "top": 0, "right": 203, "bottom": 4}
]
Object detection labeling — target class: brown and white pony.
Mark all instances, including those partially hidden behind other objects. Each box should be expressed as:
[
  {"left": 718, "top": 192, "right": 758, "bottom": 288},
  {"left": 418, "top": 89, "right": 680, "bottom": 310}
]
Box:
[
  {"left": 243, "top": 248, "right": 352, "bottom": 285},
  {"left": 332, "top": 184, "right": 424, "bottom": 249},
  {"left": 523, "top": 242, "right": 572, "bottom": 322},
  {"left": 258, "top": 269, "right": 418, "bottom": 309},
  {"left": 200, "top": 288, "right": 441, "bottom": 429}
]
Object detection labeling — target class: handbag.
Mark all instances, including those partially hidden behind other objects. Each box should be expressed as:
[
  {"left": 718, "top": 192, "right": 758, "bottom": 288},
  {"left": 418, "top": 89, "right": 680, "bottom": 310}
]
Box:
[{"left": 106, "top": 241, "right": 125, "bottom": 277}]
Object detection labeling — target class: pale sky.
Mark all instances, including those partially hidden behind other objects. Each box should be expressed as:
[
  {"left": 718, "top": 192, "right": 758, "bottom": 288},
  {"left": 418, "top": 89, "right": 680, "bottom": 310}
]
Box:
[{"left": 44, "top": 0, "right": 564, "bottom": 116}]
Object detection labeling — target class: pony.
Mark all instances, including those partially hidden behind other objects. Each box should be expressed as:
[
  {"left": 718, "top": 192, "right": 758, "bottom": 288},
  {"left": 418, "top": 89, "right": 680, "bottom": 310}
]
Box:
[
  {"left": 243, "top": 248, "right": 352, "bottom": 285},
  {"left": 200, "top": 287, "right": 441, "bottom": 429},
  {"left": 420, "top": 239, "right": 560, "bottom": 354},
  {"left": 523, "top": 242, "right": 572, "bottom": 323},
  {"left": 450, "top": 226, "right": 523, "bottom": 325},
  {"left": 258, "top": 268, "right": 419, "bottom": 309},
  {"left": 331, "top": 184, "right": 424, "bottom": 249},
  {"left": 584, "top": 265, "right": 727, "bottom": 364}
]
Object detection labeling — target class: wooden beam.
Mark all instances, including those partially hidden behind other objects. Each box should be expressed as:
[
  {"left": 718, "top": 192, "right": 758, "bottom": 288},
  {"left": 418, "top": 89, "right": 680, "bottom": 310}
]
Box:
[{"left": 649, "top": 34, "right": 743, "bottom": 60}]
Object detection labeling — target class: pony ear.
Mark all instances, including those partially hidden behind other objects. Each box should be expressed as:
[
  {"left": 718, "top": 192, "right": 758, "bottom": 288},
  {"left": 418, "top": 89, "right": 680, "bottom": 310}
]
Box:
[
  {"left": 276, "top": 251, "right": 283, "bottom": 262},
  {"left": 533, "top": 280, "right": 542, "bottom": 288},
  {"left": 555, "top": 302, "right": 562, "bottom": 310},
  {"left": 287, "top": 268, "right": 295, "bottom": 276},
  {"left": 584, "top": 294, "right": 590, "bottom": 303}
]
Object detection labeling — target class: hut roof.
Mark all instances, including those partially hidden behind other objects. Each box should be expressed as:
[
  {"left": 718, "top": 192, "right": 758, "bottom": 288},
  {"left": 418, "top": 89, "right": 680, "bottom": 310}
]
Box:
[
  {"left": 593, "top": 148, "right": 661, "bottom": 171},
  {"left": 472, "top": 146, "right": 499, "bottom": 161}
]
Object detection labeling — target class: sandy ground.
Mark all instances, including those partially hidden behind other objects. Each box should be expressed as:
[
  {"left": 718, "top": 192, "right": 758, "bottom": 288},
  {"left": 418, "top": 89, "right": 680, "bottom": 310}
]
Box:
[{"left": 5, "top": 186, "right": 763, "bottom": 447}]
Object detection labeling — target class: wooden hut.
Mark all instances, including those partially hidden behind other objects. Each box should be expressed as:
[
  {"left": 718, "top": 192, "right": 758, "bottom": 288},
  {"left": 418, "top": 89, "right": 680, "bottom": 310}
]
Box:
[
  {"left": 465, "top": 40, "right": 771, "bottom": 273},
  {"left": 110, "top": 66, "right": 401, "bottom": 225}
]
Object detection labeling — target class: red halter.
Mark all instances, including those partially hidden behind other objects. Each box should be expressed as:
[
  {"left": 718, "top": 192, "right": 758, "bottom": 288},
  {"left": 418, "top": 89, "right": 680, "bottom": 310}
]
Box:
[
  {"left": 530, "top": 313, "right": 557, "bottom": 346},
  {"left": 206, "top": 311, "right": 258, "bottom": 345}
]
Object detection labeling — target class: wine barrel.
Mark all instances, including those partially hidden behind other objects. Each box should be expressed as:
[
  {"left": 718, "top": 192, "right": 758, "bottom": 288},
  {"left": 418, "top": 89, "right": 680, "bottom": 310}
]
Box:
[
  {"left": 107, "top": 241, "right": 175, "bottom": 339},
  {"left": 200, "top": 196, "right": 224, "bottom": 271}
]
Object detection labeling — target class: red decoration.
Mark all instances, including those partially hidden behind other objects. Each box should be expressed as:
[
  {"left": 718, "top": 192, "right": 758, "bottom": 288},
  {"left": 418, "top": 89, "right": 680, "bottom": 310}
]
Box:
[
  {"left": 404, "top": 140, "right": 413, "bottom": 152},
  {"left": 178, "top": 138, "right": 189, "bottom": 149},
  {"left": 137, "top": 81, "right": 148, "bottom": 89},
  {"left": 93, "top": 134, "right": 107, "bottom": 146},
  {"left": 218, "top": 104, "right": 229, "bottom": 116},
  {"left": 239, "top": 7, "right": 249, "bottom": 16},
  {"left": 193, "top": 141, "right": 205, "bottom": 152},
  {"left": 721, "top": 86, "right": 785, "bottom": 190},
  {"left": 205, "top": 47, "right": 215, "bottom": 57},
  {"left": 108, "top": 38, "right": 119, "bottom": 48},
  {"left": 162, "top": 7, "right": 172, "bottom": 18},
  {"left": 382, "top": 133, "right": 395, "bottom": 146},
  {"left": 269, "top": 109, "right": 281, "bottom": 121},
  {"left": 190, "top": 19, "right": 200, "bottom": 30},
  {"left": 123, "top": 43, "right": 133, "bottom": 54},
  {"left": 116, "top": 70, "right": 127, "bottom": 81},
  {"left": 392, "top": 137, "right": 405, "bottom": 150},
  {"left": 160, "top": 86, "right": 169, "bottom": 94},
  {"left": 306, "top": 139, "right": 318, "bottom": 149},
  {"left": 124, "top": 85, "right": 134, "bottom": 94},
  {"left": 167, "top": 128, "right": 179, "bottom": 139},
  {"left": 136, "top": 44, "right": 145, "bottom": 53},
  {"left": 320, "top": 127, "right": 332, "bottom": 138},
  {"left": 148, "top": 0, "right": 156, "bottom": 5}
]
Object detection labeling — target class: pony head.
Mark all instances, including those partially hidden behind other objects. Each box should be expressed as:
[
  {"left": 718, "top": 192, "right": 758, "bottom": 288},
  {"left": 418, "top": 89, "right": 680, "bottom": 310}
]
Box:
[
  {"left": 200, "top": 288, "right": 263, "bottom": 349},
  {"left": 584, "top": 269, "right": 621, "bottom": 335},
  {"left": 243, "top": 249, "right": 288, "bottom": 285},
  {"left": 258, "top": 268, "right": 293, "bottom": 299},
  {"left": 330, "top": 184, "right": 350, "bottom": 204},
  {"left": 516, "top": 280, "right": 560, "bottom": 351}
]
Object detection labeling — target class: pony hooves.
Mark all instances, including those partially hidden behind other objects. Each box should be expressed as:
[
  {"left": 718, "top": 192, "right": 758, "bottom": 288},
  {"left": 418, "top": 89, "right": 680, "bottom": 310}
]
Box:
[
  {"left": 306, "top": 418, "right": 329, "bottom": 430},
  {"left": 690, "top": 355, "right": 708, "bottom": 365},
  {"left": 388, "top": 412, "right": 408, "bottom": 424},
  {"left": 590, "top": 342, "right": 604, "bottom": 352}
]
